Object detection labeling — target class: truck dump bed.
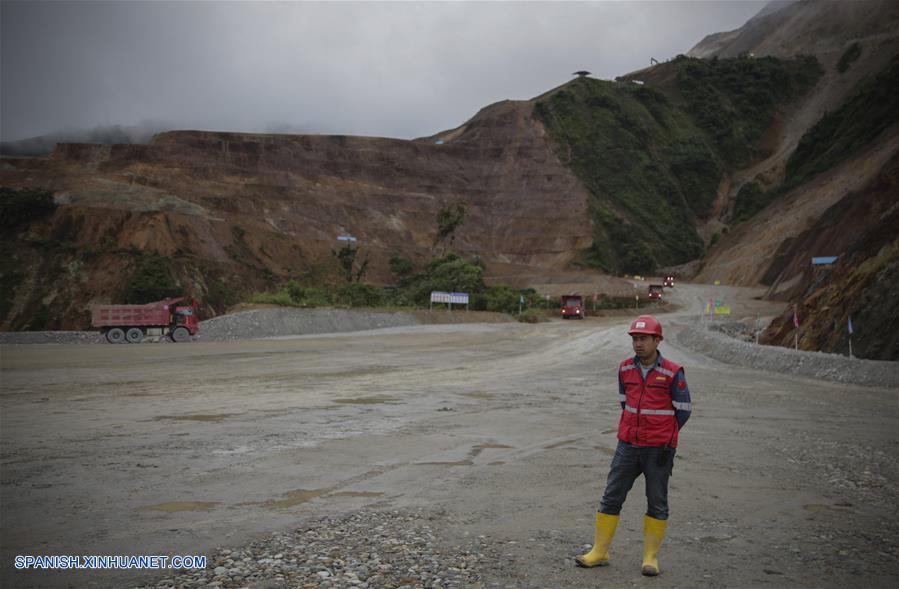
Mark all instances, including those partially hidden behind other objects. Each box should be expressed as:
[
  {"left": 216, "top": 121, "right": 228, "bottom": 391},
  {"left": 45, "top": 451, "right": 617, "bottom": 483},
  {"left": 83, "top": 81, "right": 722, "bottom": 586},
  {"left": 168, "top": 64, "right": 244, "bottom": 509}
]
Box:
[{"left": 91, "top": 298, "right": 179, "bottom": 328}]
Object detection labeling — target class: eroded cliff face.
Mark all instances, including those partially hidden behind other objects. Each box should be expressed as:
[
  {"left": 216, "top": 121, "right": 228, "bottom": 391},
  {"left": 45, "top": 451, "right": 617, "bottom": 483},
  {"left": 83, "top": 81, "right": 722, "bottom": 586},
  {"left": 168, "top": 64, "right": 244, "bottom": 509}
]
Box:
[{"left": 1, "top": 100, "right": 594, "bottom": 329}]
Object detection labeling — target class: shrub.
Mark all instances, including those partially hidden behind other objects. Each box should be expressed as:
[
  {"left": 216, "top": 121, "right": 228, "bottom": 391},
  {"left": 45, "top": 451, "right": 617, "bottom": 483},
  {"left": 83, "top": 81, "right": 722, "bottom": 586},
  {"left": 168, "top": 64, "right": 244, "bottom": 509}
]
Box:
[
  {"left": 0, "top": 187, "right": 57, "bottom": 231},
  {"left": 732, "top": 181, "right": 778, "bottom": 223},
  {"left": 124, "top": 252, "right": 182, "bottom": 303},
  {"left": 837, "top": 42, "right": 862, "bottom": 73},
  {"left": 334, "top": 283, "right": 383, "bottom": 307},
  {"left": 286, "top": 279, "right": 304, "bottom": 302}
]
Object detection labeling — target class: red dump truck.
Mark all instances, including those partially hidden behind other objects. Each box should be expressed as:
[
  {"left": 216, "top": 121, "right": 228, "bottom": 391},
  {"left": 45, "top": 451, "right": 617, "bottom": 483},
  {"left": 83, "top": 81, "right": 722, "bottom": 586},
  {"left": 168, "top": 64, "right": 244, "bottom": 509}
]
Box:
[
  {"left": 648, "top": 284, "right": 664, "bottom": 300},
  {"left": 91, "top": 297, "right": 199, "bottom": 343},
  {"left": 560, "top": 295, "right": 585, "bottom": 319}
]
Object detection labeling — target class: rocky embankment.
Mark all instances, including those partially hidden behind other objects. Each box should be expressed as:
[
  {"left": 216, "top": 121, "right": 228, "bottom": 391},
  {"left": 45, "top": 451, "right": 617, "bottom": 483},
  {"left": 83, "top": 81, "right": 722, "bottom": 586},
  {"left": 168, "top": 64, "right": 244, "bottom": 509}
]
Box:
[{"left": 675, "top": 322, "right": 898, "bottom": 388}]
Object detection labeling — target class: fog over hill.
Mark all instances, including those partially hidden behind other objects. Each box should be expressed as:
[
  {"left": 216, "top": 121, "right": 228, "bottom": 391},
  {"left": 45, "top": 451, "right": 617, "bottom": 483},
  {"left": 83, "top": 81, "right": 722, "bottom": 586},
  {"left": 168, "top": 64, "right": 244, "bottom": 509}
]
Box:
[{"left": 1, "top": 1, "right": 767, "bottom": 145}]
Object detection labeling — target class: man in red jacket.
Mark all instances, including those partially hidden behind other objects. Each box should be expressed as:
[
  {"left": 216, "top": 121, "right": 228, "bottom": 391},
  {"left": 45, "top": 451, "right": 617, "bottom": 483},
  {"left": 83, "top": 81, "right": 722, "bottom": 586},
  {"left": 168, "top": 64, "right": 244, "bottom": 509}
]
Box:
[{"left": 575, "top": 314, "right": 692, "bottom": 576}]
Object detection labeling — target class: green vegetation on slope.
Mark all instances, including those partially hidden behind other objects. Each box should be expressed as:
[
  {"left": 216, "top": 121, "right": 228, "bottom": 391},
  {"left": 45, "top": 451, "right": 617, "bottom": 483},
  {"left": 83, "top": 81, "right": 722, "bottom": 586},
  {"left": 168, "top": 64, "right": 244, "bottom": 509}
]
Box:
[
  {"left": 787, "top": 54, "right": 899, "bottom": 188},
  {"left": 534, "top": 55, "right": 822, "bottom": 273},
  {"left": 676, "top": 55, "right": 822, "bottom": 165},
  {"left": 534, "top": 78, "right": 713, "bottom": 273}
]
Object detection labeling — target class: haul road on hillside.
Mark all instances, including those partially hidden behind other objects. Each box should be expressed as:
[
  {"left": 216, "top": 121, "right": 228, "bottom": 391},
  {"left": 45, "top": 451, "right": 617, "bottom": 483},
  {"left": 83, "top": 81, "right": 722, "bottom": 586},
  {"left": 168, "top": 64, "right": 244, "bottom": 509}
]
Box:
[{"left": 91, "top": 297, "right": 199, "bottom": 343}]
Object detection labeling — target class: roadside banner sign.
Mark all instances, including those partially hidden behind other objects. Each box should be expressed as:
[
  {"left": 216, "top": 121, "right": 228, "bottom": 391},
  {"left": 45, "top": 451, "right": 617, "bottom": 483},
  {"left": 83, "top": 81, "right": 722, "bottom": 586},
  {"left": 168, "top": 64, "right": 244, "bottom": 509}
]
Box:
[
  {"left": 430, "top": 291, "right": 469, "bottom": 312},
  {"left": 713, "top": 306, "right": 731, "bottom": 315},
  {"left": 430, "top": 291, "right": 469, "bottom": 304}
]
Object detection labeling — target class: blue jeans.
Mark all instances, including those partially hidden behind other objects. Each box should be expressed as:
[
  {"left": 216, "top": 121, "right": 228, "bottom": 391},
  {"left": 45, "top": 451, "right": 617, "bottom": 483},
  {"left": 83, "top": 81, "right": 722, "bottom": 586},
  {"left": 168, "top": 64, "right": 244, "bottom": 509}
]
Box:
[{"left": 599, "top": 441, "right": 675, "bottom": 520}]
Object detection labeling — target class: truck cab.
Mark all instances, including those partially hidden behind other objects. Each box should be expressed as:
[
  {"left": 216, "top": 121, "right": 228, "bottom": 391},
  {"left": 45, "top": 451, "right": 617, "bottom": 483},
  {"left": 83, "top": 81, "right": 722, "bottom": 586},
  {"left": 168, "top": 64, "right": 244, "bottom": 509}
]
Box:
[
  {"left": 648, "top": 284, "right": 664, "bottom": 300},
  {"left": 172, "top": 299, "right": 200, "bottom": 334}
]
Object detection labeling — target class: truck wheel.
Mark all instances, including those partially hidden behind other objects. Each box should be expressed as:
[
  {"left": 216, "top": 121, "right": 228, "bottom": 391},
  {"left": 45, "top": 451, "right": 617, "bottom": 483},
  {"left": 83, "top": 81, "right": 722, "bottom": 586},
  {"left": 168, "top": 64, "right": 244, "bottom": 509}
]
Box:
[
  {"left": 106, "top": 328, "right": 125, "bottom": 344},
  {"left": 125, "top": 327, "right": 144, "bottom": 344},
  {"left": 171, "top": 326, "right": 190, "bottom": 343}
]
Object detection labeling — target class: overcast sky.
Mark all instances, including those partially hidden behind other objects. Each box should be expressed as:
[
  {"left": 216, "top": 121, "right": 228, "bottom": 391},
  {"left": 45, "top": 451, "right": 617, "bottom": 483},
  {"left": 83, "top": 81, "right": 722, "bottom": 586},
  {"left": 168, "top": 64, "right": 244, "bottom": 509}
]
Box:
[{"left": 1, "top": 0, "right": 770, "bottom": 142}]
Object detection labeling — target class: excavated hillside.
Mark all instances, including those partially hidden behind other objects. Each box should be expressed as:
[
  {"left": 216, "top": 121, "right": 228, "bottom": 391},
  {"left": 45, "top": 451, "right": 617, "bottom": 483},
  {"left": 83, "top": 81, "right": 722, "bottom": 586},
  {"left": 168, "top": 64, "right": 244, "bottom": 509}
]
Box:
[
  {"left": 0, "top": 102, "right": 600, "bottom": 329},
  {"left": 679, "top": 0, "right": 899, "bottom": 359}
]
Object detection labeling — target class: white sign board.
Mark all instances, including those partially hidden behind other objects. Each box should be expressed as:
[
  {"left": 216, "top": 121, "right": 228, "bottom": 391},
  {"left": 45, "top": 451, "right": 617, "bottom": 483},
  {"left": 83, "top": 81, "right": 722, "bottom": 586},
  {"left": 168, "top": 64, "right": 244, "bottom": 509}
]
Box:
[{"left": 430, "top": 291, "right": 469, "bottom": 304}]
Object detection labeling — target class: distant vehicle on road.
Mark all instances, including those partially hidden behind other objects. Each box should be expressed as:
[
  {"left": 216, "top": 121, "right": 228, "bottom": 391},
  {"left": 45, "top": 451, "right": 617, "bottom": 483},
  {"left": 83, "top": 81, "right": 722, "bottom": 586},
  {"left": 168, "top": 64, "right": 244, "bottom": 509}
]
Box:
[
  {"left": 91, "top": 297, "right": 199, "bottom": 343},
  {"left": 648, "top": 284, "right": 664, "bottom": 300},
  {"left": 663, "top": 275, "right": 675, "bottom": 288},
  {"left": 560, "top": 295, "right": 585, "bottom": 319}
]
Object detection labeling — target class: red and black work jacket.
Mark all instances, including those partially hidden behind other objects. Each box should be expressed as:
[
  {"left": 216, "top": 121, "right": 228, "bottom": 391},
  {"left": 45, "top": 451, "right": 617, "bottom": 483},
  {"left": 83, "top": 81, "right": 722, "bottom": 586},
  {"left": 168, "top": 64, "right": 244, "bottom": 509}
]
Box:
[{"left": 617, "top": 354, "right": 685, "bottom": 448}]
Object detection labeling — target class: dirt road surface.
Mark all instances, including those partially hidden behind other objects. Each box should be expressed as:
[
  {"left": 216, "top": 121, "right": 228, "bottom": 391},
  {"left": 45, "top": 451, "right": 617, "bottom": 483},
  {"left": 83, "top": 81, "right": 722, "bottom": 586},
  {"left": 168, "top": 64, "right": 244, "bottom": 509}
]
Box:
[{"left": 2, "top": 284, "right": 897, "bottom": 588}]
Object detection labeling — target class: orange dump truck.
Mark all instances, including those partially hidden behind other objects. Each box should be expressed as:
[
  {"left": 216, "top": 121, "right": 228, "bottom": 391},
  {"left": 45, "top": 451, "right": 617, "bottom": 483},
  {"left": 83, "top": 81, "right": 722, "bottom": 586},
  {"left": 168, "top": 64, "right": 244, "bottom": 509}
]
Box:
[{"left": 91, "top": 297, "right": 199, "bottom": 343}]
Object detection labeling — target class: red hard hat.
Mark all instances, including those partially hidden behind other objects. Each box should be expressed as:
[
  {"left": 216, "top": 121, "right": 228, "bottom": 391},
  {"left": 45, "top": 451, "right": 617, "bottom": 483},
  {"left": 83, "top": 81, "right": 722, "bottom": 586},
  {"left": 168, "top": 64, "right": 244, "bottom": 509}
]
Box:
[{"left": 628, "top": 315, "right": 663, "bottom": 340}]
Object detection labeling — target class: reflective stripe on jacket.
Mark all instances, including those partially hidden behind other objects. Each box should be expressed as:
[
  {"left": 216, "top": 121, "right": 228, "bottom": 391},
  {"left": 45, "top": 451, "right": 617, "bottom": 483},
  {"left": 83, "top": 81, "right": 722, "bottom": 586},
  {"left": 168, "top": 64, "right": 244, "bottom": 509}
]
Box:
[{"left": 617, "top": 354, "right": 685, "bottom": 448}]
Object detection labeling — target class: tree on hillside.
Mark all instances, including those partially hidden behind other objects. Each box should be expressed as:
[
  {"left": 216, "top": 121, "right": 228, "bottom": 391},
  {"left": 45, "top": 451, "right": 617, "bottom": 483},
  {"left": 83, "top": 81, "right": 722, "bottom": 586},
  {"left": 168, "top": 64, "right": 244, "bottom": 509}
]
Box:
[
  {"left": 333, "top": 243, "right": 369, "bottom": 283},
  {"left": 434, "top": 201, "right": 467, "bottom": 254}
]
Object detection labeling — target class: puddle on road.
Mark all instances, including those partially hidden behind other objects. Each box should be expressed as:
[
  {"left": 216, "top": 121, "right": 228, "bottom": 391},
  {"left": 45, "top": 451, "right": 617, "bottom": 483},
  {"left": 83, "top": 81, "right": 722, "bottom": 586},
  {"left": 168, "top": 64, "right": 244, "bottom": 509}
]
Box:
[
  {"left": 803, "top": 503, "right": 854, "bottom": 513},
  {"left": 332, "top": 396, "right": 401, "bottom": 405},
  {"left": 328, "top": 491, "right": 384, "bottom": 499},
  {"left": 153, "top": 413, "right": 243, "bottom": 422},
  {"left": 254, "top": 489, "right": 385, "bottom": 509},
  {"left": 260, "top": 489, "right": 329, "bottom": 509},
  {"left": 137, "top": 502, "right": 219, "bottom": 512}
]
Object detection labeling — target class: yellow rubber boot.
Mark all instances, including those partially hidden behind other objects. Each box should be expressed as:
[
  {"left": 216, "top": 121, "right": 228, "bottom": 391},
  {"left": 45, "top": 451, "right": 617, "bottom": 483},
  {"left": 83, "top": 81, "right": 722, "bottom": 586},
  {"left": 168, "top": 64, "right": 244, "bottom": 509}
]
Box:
[
  {"left": 641, "top": 515, "right": 668, "bottom": 576},
  {"left": 575, "top": 513, "right": 620, "bottom": 567}
]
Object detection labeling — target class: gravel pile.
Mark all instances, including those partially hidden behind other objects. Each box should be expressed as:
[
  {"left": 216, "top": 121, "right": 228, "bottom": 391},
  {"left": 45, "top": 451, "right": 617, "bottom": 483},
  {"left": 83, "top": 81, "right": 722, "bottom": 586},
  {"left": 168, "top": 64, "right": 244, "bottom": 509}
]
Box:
[
  {"left": 138, "top": 508, "right": 498, "bottom": 589},
  {"left": 675, "top": 323, "right": 899, "bottom": 388},
  {"left": 198, "top": 308, "right": 419, "bottom": 342}
]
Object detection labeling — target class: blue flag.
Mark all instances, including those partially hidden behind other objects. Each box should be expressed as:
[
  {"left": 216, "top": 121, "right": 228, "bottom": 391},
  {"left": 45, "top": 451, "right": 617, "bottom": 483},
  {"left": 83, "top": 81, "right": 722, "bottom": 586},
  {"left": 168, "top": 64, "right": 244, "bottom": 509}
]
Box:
[{"left": 848, "top": 316, "right": 854, "bottom": 335}]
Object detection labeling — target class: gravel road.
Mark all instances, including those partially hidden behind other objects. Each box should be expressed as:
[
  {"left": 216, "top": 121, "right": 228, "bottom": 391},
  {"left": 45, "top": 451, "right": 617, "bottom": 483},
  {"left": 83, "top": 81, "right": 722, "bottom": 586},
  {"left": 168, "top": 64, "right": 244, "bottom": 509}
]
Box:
[{"left": 1, "top": 283, "right": 896, "bottom": 589}]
